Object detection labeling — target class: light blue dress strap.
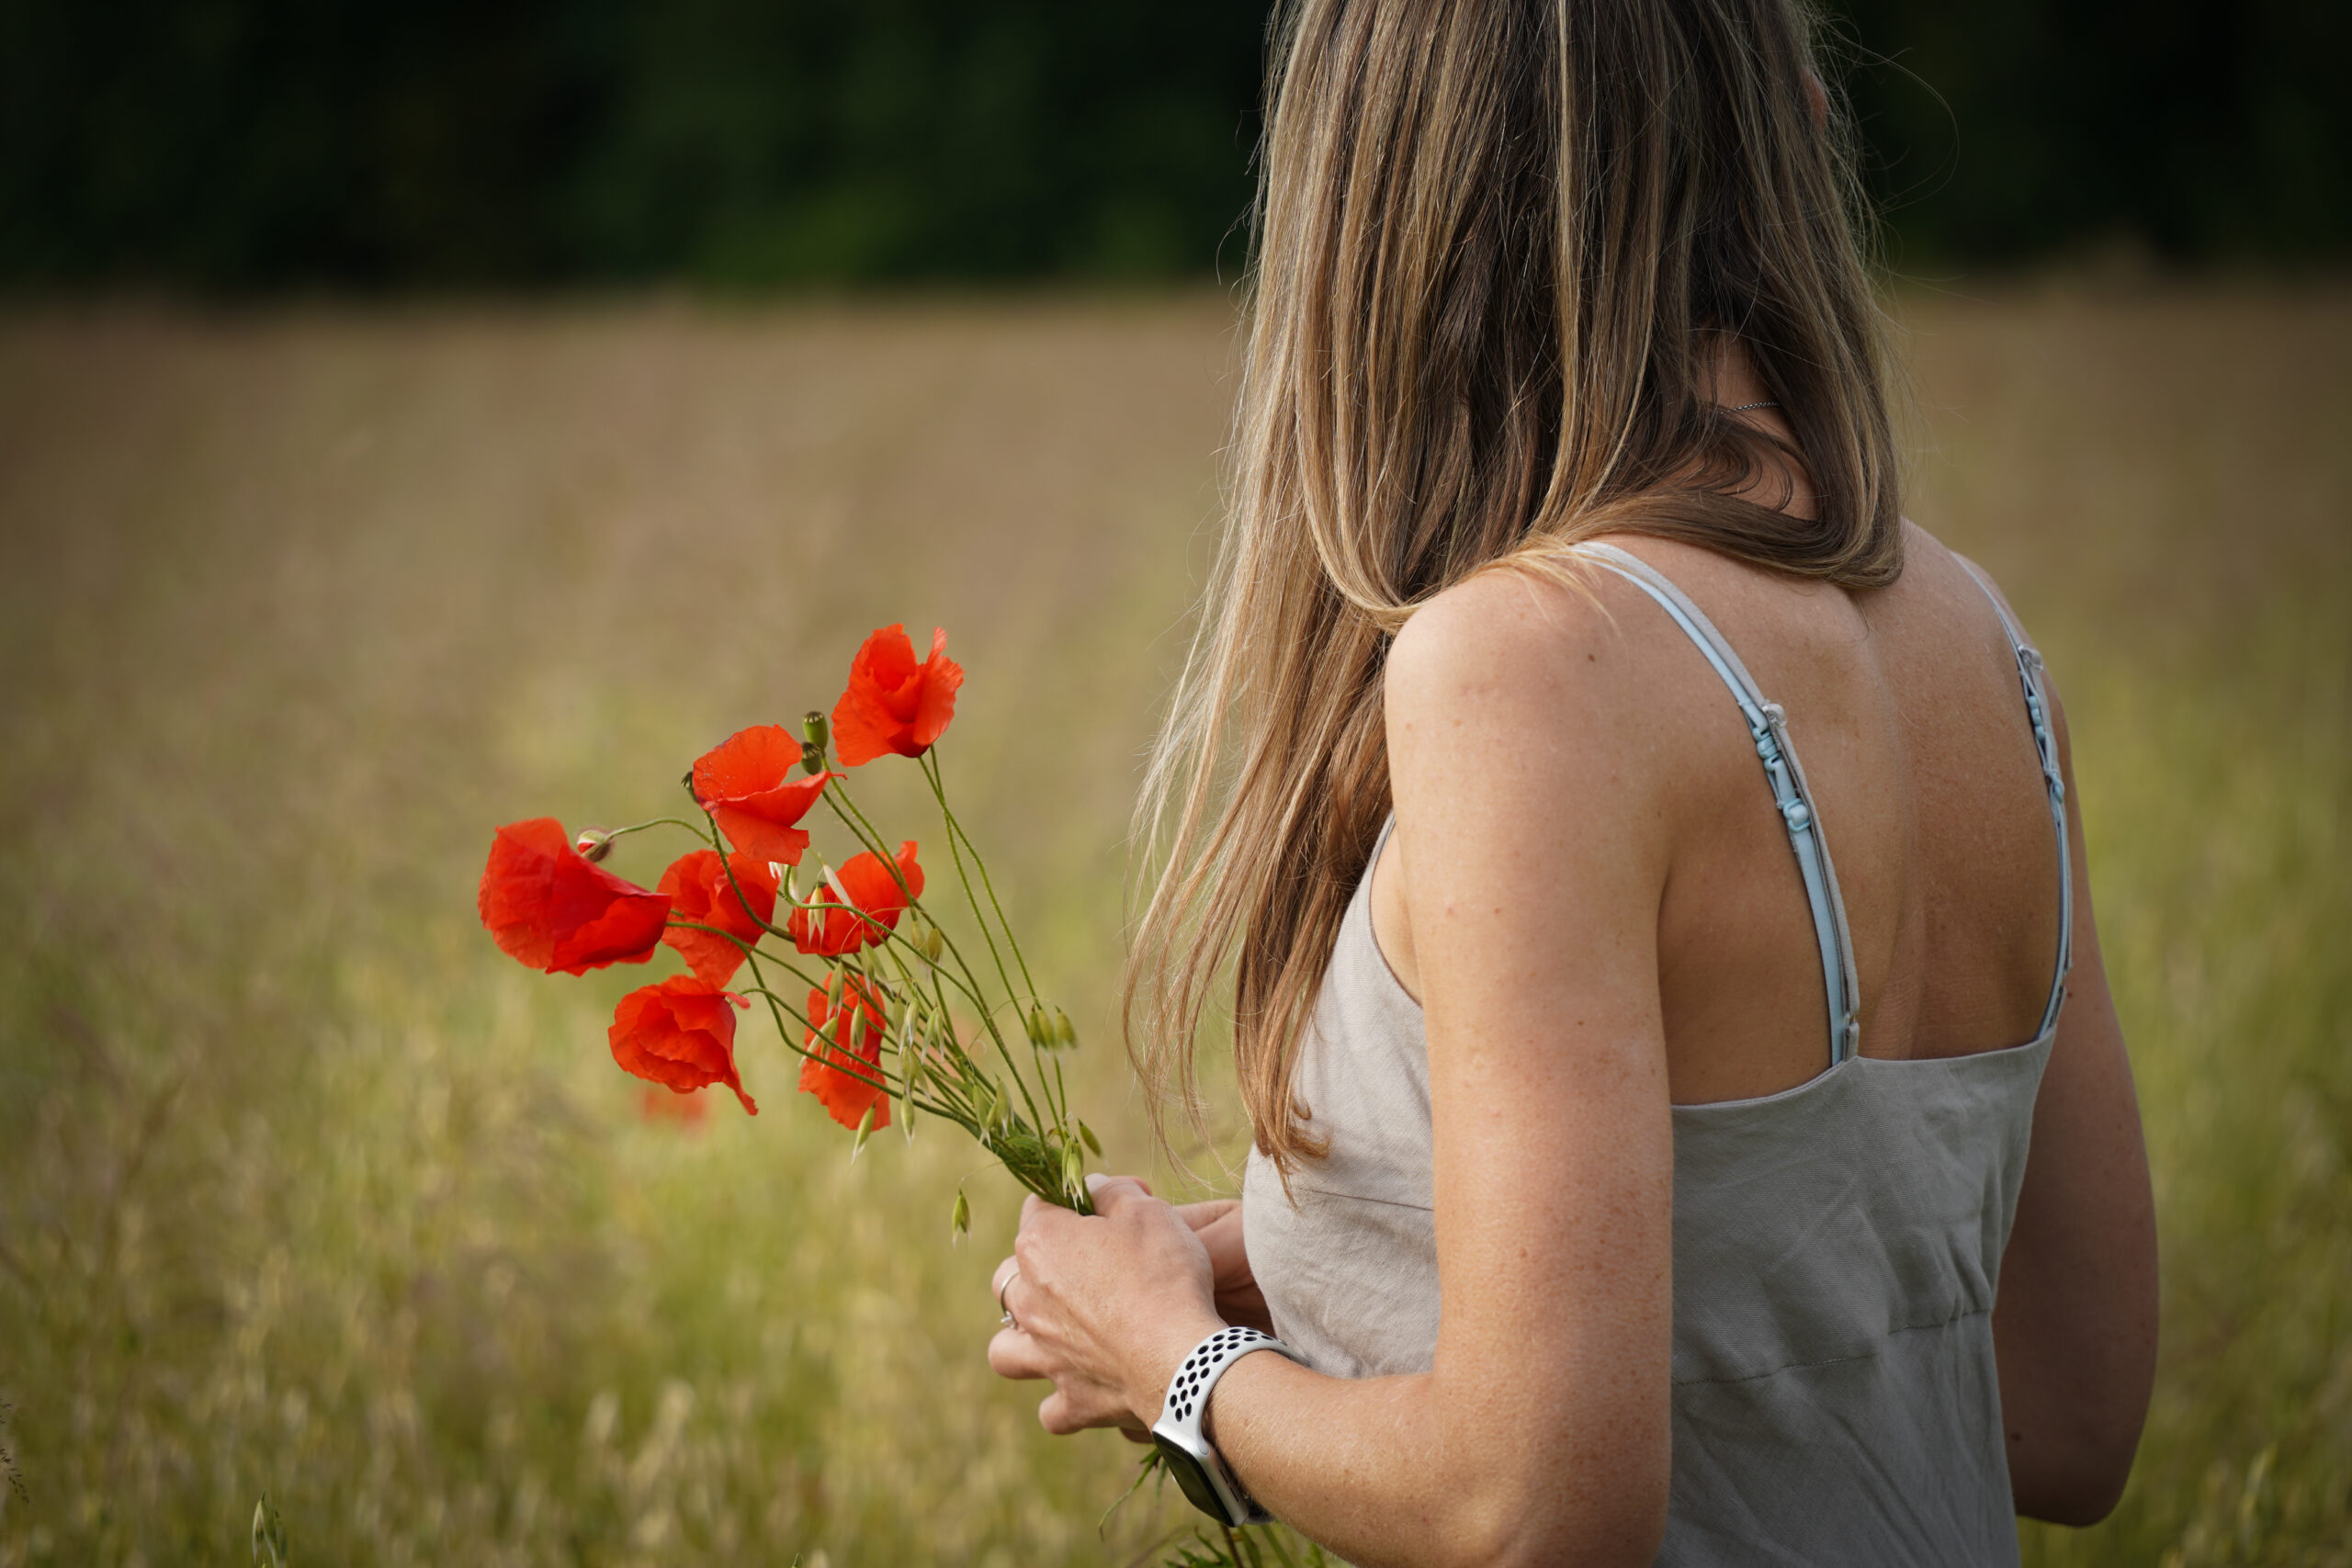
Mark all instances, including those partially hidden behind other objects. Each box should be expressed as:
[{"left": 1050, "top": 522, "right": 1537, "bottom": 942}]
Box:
[
  {"left": 1568, "top": 542, "right": 1864, "bottom": 1066},
  {"left": 1956, "top": 560, "right": 2075, "bottom": 1038}
]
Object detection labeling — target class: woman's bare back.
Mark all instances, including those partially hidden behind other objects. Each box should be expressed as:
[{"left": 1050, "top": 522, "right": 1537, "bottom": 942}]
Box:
[{"left": 1370, "top": 522, "right": 2072, "bottom": 1106}]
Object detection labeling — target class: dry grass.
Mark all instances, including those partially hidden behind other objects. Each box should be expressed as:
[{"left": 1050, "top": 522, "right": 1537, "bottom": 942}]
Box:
[{"left": 0, "top": 284, "right": 2345, "bottom": 1565}]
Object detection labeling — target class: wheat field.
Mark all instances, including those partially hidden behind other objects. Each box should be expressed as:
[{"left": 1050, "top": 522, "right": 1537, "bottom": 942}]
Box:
[{"left": 0, "top": 285, "right": 2345, "bottom": 1566}]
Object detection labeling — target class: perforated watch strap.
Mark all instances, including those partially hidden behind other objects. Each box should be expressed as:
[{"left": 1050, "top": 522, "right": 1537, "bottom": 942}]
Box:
[{"left": 1154, "top": 1326, "right": 1297, "bottom": 1524}]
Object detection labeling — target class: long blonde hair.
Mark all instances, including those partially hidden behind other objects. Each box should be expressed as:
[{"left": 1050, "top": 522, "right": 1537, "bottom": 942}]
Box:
[{"left": 1127, "top": 0, "right": 1902, "bottom": 1173}]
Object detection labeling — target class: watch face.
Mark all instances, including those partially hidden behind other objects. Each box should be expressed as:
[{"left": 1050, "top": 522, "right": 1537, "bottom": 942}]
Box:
[{"left": 1153, "top": 1434, "right": 1229, "bottom": 1522}]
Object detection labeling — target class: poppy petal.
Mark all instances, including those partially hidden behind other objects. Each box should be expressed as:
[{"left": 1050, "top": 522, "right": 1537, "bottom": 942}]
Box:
[
  {"left": 610, "top": 976, "right": 757, "bottom": 1114},
  {"left": 910, "top": 628, "right": 964, "bottom": 751},
  {"left": 708, "top": 807, "right": 812, "bottom": 869},
  {"left": 798, "top": 979, "right": 891, "bottom": 1129},
  {"left": 481, "top": 818, "right": 672, "bottom": 975},
  {"left": 660, "top": 852, "right": 779, "bottom": 987},
  {"left": 692, "top": 726, "right": 800, "bottom": 803}
]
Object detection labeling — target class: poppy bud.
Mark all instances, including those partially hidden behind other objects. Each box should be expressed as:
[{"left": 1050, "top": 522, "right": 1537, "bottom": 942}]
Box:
[
  {"left": 1079, "top": 1119, "right": 1102, "bottom": 1157},
  {"left": 1051, "top": 1007, "right": 1076, "bottom": 1050},
  {"left": 951, "top": 1184, "right": 970, "bottom": 1243},
  {"left": 803, "top": 710, "right": 830, "bottom": 753},
  {"left": 574, "top": 827, "right": 616, "bottom": 863}
]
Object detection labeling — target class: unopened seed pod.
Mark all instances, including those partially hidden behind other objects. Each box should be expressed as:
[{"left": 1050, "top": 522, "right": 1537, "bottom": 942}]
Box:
[
  {"left": 1052, "top": 1007, "right": 1076, "bottom": 1049},
  {"left": 1061, "top": 1142, "right": 1084, "bottom": 1197},
  {"left": 951, "top": 1185, "right": 970, "bottom": 1243},
  {"left": 852, "top": 1101, "right": 877, "bottom": 1160},
  {"left": 800, "top": 741, "right": 825, "bottom": 776},
  {"left": 1026, "top": 1004, "right": 1050, "bottom": 1048},
  {"left": 1079, "top": 1120, "right": 1102, "bottom": 1157},
  {"left": 802, "top": 710, "right": 830, "bottom": 752},
  {"left": 920, "top": 923, "right": 944, "bottom": 963}
]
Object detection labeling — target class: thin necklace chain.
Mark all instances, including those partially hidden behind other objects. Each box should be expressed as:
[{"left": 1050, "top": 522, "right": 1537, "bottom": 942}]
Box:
[{"left": 1724, "top": 400, "right": 1780, "bottom": 413}]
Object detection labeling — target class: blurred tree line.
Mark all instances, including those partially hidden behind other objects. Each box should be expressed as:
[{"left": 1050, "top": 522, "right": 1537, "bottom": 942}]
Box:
[{"left": 1, "top": 0, "right": 2344, "bottom": 291}]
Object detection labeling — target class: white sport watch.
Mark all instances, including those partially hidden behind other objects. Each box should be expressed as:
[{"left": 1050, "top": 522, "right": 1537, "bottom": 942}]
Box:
[{"left": 1149, "top": 1325, "right": 1299, "bottom": 1526}]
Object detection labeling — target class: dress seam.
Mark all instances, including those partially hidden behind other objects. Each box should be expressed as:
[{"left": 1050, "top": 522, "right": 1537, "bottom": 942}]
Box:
[
  {"left": 1670, "top": 1303, "right": 1992, "bottom": 1387},
  {"left": 1282, "top": 1180, "right": 1434, "bottom": 1214}
]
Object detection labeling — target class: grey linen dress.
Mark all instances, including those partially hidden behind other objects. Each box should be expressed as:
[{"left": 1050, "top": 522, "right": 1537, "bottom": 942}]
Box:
[{"left": 1241, "top": 544, "right": 2072, "bottom": 1565}]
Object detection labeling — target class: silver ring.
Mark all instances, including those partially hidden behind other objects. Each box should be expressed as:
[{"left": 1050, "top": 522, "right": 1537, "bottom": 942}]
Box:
[{"left": 997, "top": 1269, "right": 1020, "bottom": 1331}]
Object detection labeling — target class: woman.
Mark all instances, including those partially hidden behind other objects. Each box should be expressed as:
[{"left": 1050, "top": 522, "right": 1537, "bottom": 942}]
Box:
[{"left": 988, "top": 0, "right": 2158, "bottom": 1562}]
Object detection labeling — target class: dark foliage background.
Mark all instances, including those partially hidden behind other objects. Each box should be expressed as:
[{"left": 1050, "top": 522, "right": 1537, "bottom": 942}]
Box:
[{"left": 1, "top": 0, "right": 2345, "bottom": 290}]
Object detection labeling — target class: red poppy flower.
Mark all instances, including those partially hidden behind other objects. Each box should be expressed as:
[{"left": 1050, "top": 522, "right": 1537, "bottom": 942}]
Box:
[
  {"left": 480, "top": 818, "right": 672, "bottom": 976},
  {"left": 609, "top": 975, "right": 757, "bottom": 1114},
  {"left": 786, "top": 841, "right": 923, "bottom": 956},
  {"left": 800, "top": 976, "right": 891, "bottom": 1131},
  {"left": 831, "top": 625, "right": 964, "bottom": 766},
  {"left": 658, "top": 850, "right": 778, "bottom": 987},
  {"left": 690, "top": 726, "right": 833, "bottom": 867}
]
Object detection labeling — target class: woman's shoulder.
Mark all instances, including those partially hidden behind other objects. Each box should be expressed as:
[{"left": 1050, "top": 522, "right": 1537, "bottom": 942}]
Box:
[
  {"left": 1384, "top": 548, "right": 1645, "bottom": 744},
  {"left": 1382, "top": 541, "right": 1738, "bottom": 817},
  {"left": 1383, "top": 522, "right": 2002, "bottom": 814},
  {"left": 1385, "top": 533, "right": 1826, "bottom": 735}
]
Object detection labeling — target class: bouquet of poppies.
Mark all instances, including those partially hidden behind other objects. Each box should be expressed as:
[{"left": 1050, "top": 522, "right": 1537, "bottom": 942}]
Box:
[
  {"left": 477, "top": 624, "right": 1335, "bottom": 1567},
  {"left": 477, "top": 623, "right": 1098, "bottom": 1221}
]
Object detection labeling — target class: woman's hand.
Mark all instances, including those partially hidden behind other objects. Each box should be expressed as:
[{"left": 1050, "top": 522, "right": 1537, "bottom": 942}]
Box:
[
  {"left": 1173, "top": 1197, "right": 1273, "bottom": 1334},
  {"left": 989, "top": 1175, "right": 1226, "bottom": 1438}
]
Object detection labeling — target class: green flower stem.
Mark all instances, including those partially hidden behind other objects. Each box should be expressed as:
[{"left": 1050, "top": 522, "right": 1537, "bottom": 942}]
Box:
[
  {"left": 869, "top": 942, "right": 1053, "bottom": 1148},
  {"left": 605, "top": 815, "right": 717, "bottom": 848},
  {"left": 663, "top": 918, "right": 829, "bottom": 997},
  {"left": 867, "top": 942, "right": 994, "bottom": 1126},
  {"left": 679, "top": 752, "right": 1084, "bottom": 1211},
  {"left": 921, "top": 749, "right": 1038, "bottom": 1000},
  {"left": 910, "top": 748, "right": 1026, "bottom": 1007},
  {"left": 691, "top": 799, "right": 1000, "bottom": 1027},
  {"left": 816, "top": 779, "right": 1021, "bottom": 1066}
]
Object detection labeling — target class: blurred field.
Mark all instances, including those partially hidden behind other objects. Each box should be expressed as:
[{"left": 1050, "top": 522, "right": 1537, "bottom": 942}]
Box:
[{"left": 0, "top": 285, "right": 2346, "bottom": 1566}]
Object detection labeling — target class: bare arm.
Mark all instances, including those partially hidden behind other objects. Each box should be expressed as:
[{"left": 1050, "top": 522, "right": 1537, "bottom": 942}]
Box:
[
  {"left": 989, "top": 574, "right": 1675, "bottom": 1567},
  {"left": 1991, "top": 683, "right": 2160, "bottom": 1523}
]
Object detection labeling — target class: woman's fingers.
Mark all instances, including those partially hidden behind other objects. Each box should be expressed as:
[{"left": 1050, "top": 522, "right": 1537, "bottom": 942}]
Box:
[
  {"left": 988, "top": 1325, "right": 1051, "bottom": 1381},
  {"left": 1174, "top": 1197, "right": 1240, "bottom": 1233},
  {"left": 994, "top": 1328, "right": 1129, "bottom": 1434},
  {"left": 1036, "top": 1383, "right": 1134, "bottom": 1437},
  {"left": 1084, "top": 1173, "right": 1155, "bottom": 1213}
]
